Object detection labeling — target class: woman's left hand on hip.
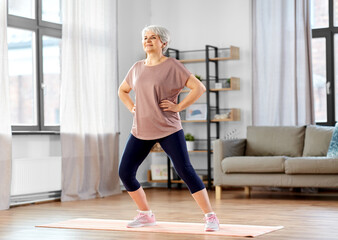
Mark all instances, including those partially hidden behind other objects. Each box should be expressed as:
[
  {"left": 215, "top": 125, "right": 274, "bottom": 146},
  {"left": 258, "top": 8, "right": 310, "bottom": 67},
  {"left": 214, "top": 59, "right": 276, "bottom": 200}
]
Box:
[{"left": 159, "top": 100, "right": 181, "bottom": 112}]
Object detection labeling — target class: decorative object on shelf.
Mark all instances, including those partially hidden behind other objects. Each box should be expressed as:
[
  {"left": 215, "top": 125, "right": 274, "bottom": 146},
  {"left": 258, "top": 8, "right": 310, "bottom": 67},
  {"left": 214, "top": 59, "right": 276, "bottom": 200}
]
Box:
[
  {"left": 225, "top": 78, "right": 231, "bottom": 88},
  {"left": 198, "top": 174, "right": 208, "bottom": 181},
  {"left": 185, "top": 133, "right": 195, "bottom": 151},
  {"left": 211, "top": 109, "right": 240, "bottom": 122},
  {"left": 209, "top": 77, "right": 240, "bottom": 91},
  {"left": 214, "top": 111, "right": 231, "bottom": 120},
  {"left": 150, "top": 164, "right": 172, "bottom": 180},
  {"left": 151, "top": 142, "right": 163, "bottom": 152},
  {"left": 194, "top": 74, "right": 202, "bottom": 81},
  {"left": 185, "top": 103, "right": 207, "bottom": 120},
  {"left": 215, "top": 82, "right": 223, "bottom": 89}
]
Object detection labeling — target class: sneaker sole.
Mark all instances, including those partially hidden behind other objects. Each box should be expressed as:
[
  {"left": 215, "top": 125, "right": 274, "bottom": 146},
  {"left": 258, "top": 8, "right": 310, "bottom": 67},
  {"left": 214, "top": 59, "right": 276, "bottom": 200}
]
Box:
[
  {"left": 127, "top": 222, "right": 157, "bottom": 228},
  {"left": 205, "top": 227, "right": 220, "bottom": 232}
]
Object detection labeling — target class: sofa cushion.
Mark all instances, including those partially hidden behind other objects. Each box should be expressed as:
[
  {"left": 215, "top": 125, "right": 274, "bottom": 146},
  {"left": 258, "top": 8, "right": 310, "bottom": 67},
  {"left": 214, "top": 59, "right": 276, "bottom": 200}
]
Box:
[
  {"left": 327, "top": 123, "right": 338, "bottom": 157},
  {"left": 285, "top": 157, "right": 338, "bottom": 174},
  {"left": 221, "top": 156, "right": 286, "bottom": 173},
  {"left": 245, "top": 126, "right": 305, "bottom": 157},
  {"left": 303, "top": 125, "right": 333, "bottom": 156}
]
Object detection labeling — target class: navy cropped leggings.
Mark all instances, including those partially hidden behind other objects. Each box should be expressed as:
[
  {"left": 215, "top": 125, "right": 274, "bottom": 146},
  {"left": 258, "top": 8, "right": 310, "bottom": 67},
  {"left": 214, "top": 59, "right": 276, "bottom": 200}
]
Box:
[{"left": 119, "top": 129, "right": 205, "bottom": 194}]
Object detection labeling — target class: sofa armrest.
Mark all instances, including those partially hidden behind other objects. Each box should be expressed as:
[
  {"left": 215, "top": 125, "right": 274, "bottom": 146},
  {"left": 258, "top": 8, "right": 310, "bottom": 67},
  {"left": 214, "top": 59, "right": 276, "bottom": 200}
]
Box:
[{"left": 213, "top": 139, "right": 247, "bottom": 186}]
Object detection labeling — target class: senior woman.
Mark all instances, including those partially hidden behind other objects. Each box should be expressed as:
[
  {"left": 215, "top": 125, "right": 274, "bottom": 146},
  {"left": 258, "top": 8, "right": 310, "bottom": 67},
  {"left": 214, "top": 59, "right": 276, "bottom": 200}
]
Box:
[{"left": 118, "top": 25, "right": 219, "bottom": 232}]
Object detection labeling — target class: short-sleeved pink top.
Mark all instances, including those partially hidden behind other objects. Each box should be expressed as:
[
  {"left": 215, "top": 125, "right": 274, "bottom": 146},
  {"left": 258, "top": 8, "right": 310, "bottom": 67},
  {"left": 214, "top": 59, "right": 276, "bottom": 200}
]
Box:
[{"left": 124, "top": 57, "right": 191, "bottom": 140}]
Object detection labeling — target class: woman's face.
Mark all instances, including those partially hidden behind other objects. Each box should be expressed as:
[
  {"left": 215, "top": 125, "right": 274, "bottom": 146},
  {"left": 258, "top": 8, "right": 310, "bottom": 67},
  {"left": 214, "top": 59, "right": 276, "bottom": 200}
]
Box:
[{"left": 143, "top": 30, "right": 165, "bottom": 55}]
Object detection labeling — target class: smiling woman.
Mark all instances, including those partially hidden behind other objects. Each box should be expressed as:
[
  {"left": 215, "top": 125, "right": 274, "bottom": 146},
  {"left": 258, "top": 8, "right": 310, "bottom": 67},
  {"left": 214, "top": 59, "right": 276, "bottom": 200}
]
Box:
[
  {"left": 117, "top": 25, "right": 219, "bottom": 232},
  {"left": 142, "top": 25, "right": 170, "bottom": 55}
]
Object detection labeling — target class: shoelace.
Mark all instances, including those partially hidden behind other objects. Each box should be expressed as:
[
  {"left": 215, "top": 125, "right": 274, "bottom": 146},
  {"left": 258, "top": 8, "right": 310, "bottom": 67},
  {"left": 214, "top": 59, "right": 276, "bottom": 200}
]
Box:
[
  {"left": 134, "top": 213, "right": 146, "bottom": 220},
  {"left": 204, "top": 215, "right": 218, "bottom": 223}
]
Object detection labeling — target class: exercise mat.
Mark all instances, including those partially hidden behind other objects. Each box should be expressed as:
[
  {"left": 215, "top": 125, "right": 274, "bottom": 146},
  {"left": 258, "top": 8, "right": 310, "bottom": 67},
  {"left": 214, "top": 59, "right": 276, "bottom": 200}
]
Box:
[{"left": 36, "top": 218, "right": 283, "bottom": 238}]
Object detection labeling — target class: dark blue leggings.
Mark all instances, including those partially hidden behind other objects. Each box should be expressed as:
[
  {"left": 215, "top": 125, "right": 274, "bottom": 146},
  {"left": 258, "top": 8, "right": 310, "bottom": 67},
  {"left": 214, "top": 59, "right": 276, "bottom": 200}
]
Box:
[{"left": 119, "top": 129, "right": 205, "bottom": 194}]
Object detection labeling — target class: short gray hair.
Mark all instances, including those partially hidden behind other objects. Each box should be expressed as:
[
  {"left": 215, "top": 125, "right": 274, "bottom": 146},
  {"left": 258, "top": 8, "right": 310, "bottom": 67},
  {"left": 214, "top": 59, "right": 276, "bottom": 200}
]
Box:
[{"left": 142, "top": 25, "right": 170, "bottom": 54}]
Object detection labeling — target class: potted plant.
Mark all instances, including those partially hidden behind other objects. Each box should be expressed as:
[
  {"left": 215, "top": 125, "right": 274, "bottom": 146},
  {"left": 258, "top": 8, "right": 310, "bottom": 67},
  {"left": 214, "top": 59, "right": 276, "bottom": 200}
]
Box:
[
  {"left": 185, "top": 133, "right": 195, "bottom": 151},
  {"left": 194, "top": 74, "right": 202, "bottom": 81},
  {"left": 225, "top": 78, "right": 231, "bottom": 88}
]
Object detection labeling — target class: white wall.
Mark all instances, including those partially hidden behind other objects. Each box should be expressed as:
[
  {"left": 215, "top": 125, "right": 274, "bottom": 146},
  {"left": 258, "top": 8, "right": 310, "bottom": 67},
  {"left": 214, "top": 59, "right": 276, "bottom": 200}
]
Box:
[{"left": 118, "top": 0, "right": 252, "bottom": 180}]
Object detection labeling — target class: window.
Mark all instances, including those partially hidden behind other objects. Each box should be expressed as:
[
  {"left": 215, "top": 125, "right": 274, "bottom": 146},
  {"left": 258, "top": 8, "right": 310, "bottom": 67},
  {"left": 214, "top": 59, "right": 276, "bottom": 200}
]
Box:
[
  {"left": 7, "top": 0, "right": 62, "bottom": 131},
  {"left": 311, "top": 37, "right": 327, "bottom": 123},
  {"left": 311, "top": 0, "right": 337, "bottom": 125}
]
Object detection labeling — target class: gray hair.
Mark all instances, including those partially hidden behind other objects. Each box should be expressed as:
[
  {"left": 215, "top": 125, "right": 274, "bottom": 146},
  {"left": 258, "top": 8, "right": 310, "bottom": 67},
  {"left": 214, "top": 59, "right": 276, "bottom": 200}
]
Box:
[{"left": 142, "top": 25, "right": 170, "bottom": 54}]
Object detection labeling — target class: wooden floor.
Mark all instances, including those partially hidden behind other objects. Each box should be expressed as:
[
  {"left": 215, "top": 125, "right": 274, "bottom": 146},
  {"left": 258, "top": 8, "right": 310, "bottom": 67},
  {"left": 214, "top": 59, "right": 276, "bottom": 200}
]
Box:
[{"left": 1, "top": 188, "right": 338, "bottom": 240}]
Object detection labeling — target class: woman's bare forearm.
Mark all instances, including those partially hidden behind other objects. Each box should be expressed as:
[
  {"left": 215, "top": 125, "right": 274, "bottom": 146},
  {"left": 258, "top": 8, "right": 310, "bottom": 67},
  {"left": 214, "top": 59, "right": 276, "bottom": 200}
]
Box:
[
  {"left": 176, "top": 74, "right": 206, "bottom": 111},
  {"left": 118, "top": 90, "right": 135, "bottom": 113},
  {"left": 177, "top": 86, "right": 205, "bottom": 111},
  {"left": 159, "top": 78, "right": 205, "bottom": 113}
]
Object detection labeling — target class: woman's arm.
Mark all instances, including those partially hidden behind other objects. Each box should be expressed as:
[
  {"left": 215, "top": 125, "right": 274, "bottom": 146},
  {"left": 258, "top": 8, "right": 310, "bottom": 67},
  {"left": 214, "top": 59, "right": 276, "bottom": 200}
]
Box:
[
  {"left": 159, "top": 74, "right": 206, "bottom": 112},
  {"left": 118, "top": 80, "right": 135, "bottom": 113}
]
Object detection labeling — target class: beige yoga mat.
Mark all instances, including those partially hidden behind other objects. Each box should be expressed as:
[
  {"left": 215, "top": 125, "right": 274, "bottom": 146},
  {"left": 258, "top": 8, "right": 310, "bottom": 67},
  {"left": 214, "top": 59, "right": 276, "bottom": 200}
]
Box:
[{"left": 36, "top": 218, "right": 283, "bottom": 237}]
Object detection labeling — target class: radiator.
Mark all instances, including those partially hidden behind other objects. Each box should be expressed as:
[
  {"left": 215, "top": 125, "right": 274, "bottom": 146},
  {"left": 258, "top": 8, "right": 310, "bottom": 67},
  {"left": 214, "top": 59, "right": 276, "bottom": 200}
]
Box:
[{"left": 10, "top": 157, "right": 62, "bottom": 205}]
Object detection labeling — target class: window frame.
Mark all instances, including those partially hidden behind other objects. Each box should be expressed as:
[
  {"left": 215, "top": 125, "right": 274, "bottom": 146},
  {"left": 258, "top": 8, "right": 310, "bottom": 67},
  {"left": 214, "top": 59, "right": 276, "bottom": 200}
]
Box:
[
  {"left": 312, "top": 0, "right": 337, "bottom": 126},
  {"left": 7, "top": 0, "right": 62, "bottom": 132}
]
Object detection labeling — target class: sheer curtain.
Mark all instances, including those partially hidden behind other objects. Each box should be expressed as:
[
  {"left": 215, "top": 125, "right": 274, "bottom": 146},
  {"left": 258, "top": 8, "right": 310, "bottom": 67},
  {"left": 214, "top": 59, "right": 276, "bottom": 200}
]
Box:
[
  {"left": 0, "top": 0, "right": 12, "bottom": 210},
  {"left": 252, "top": 0, "right": 315, "bottom": 126},
  {"left": 60, "top": 0, "right": 120, "bottom": 201}
]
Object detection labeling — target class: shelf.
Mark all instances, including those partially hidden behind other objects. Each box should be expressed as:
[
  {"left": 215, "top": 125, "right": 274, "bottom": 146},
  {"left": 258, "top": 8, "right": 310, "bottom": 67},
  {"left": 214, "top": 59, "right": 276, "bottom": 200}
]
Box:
[
  {"left": 181, "top": 108, "right": 240, "bottom": 122},
  {"left": 180, "top": 77, "right": 240, "bottom": 93},
  {"left": 150, "top": 142, "right": 212, "bottom": 153},
  {"left": 178, "top": 46, "right": 239, "bottom": 63},
  {"left": 181, "top": 120, "right": 207, "bottom": 123},
  {"left": 147, "top": 170, "right": 213, "bottom": 184},
  {"left": 154, "top": 44, "right": 240, "bottom": 190},
  {"left": 212, "top": 108, "right": 240, "bottom": 122},
  {"left": 210, "top": 77, "right": 240, "bottom": 91},
  {"left": 151, "top": 150, "right": 209, "bottom": 153}
]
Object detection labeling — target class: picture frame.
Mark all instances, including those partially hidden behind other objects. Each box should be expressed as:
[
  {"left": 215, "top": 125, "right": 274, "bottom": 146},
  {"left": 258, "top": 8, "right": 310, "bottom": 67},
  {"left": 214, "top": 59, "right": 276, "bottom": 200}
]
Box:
[
  {"left": 185, "top": 103, "right": 207, "bottom": 120},
  {"left": 151, "top": 164, "right": 172, "bottom": 180}
]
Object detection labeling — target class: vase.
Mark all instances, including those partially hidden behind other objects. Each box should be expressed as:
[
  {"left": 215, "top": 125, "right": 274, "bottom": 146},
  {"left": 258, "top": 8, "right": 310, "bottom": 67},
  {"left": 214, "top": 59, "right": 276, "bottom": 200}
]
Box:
[{"left": 186, "top": 141, "right": 194, "bottom": 151}]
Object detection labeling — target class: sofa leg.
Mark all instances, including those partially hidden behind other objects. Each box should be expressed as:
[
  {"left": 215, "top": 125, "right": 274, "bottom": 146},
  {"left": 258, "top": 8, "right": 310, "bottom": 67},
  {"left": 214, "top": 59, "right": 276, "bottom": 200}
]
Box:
[
  {"left": 244, "top": 186, "right": 251, "bottom": 198},
  {"left": 215, "top": 186, "right": 222, "bottom": 200}
]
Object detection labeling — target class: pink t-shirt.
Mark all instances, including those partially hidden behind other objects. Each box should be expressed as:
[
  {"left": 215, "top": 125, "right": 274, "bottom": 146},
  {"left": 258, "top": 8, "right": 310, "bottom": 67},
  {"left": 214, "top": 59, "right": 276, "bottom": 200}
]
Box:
[{"left": 124, "top": 57, "right": 191, "bottom": 140}]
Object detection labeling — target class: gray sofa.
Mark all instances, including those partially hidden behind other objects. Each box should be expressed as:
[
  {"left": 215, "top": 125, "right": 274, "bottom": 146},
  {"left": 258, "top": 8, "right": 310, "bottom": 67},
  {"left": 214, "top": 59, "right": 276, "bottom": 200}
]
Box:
[{"left": 213, "top": 125, "right": 338, "bottom": 199}]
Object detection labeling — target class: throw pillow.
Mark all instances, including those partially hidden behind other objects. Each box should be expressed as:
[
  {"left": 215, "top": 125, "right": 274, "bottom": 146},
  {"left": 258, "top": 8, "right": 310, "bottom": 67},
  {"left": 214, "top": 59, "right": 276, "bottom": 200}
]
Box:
[
  {"left": 302, "top": 125, "right": 334, "bottom": 156},
  {"left": 327, "top": 123, "right": 338, "bottom": 157},
  {"left": 222, "top": 139, "right": 246, "bottom": 158}
]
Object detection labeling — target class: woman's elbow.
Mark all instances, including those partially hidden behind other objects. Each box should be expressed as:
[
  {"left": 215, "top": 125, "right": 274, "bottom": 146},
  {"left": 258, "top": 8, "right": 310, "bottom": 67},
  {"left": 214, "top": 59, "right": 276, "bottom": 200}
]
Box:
[
  {"left": 200, "top": 84, "right": 206, "bottom": 93},
  {"left": 118, "top": 86, "right": 125, "bottom": 99}
]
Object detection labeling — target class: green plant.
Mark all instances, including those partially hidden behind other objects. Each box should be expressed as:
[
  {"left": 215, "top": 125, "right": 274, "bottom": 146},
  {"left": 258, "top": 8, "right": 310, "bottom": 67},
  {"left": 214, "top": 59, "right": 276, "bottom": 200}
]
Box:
[
  {"left": 194, "top": 74, "right": 202, "bottom": 81},
  {"left": 185, "top": 133, "right": 195, "bottom": 141},
  {"left": 225, "top": 78, "right": 231, "bottom": 88}
]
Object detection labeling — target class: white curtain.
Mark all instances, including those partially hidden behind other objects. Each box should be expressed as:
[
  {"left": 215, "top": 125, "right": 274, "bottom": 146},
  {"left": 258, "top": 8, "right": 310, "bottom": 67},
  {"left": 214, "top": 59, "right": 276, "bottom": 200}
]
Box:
[
  {"left": 0, "top": 0, "right": 12, "bottom": 210},
  {"left": 252, "top": 0, "right": 315, "bottom": 126},
  {"left": 60, "top": 0, "right": 121, "bottom": 201}
]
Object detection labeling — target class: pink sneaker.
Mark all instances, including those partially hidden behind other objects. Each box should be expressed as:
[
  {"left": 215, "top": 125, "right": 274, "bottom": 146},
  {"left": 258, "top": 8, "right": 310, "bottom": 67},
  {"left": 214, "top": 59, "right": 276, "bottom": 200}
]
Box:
[
  {"left": 127, "top": 210, "right": 156, "bottom": 228},
  {"left": 204, "top": 214, "right": 219, "bottom": 231}
]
